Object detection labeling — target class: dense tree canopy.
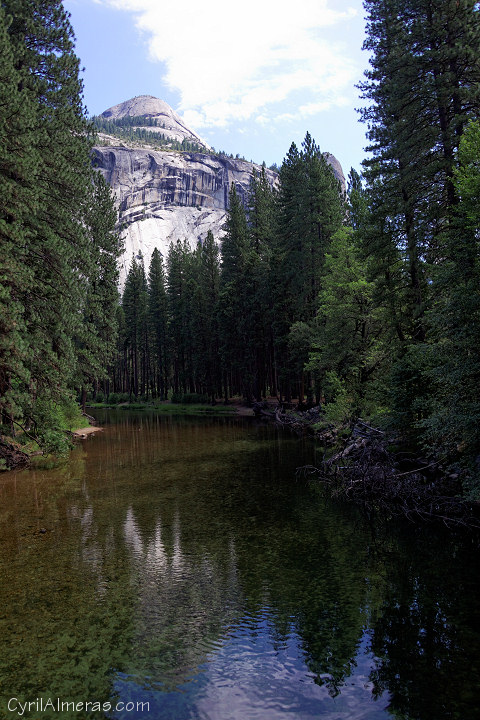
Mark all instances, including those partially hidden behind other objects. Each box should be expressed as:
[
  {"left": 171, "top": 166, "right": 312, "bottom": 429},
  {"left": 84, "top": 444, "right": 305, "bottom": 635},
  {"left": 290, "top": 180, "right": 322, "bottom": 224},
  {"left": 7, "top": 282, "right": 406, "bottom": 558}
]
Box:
[
  {"left": 105, "top": 1, "right": 480, "bottom": 497},
  {"left": 0, "top": 0, "right": 120, "bottom": 455},
  {"left": 356, "top": 0, "right": 480, "bottom": 489},
  {"left": 2, "top": 0, "right": 480, "bottom": 499}
]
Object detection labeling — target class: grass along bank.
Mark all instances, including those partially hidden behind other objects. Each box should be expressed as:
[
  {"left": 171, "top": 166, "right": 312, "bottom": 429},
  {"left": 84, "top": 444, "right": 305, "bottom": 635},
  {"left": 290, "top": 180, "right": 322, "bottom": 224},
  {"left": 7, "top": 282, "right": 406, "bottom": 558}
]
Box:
[{"left": 0, "top": 399, "right": 94, "bottom": 471}]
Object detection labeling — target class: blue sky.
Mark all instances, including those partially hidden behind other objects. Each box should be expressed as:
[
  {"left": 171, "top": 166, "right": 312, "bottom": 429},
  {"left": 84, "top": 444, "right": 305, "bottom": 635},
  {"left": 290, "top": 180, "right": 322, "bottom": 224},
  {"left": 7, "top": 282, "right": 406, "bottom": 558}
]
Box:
[{"left": 63, "top": 0, "right": 370, "bottom": 177}]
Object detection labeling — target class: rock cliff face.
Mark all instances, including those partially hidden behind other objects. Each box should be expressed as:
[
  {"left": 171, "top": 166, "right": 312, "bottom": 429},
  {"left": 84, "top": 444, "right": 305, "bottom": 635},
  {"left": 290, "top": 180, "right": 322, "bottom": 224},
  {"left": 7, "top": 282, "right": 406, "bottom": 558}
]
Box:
[
  {"left": 93, "top": 143, "right": 280, "bottom": 285},
  {"left": 93, "top": 97, "right": 345, "bottom": 286}
]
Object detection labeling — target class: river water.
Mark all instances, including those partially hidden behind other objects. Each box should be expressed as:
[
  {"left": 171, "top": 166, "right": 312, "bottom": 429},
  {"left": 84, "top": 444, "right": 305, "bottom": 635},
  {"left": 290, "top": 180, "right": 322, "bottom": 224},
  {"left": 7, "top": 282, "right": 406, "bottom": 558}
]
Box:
[{"left": 0, "top": 410, "right": 479, "bottom": 720}]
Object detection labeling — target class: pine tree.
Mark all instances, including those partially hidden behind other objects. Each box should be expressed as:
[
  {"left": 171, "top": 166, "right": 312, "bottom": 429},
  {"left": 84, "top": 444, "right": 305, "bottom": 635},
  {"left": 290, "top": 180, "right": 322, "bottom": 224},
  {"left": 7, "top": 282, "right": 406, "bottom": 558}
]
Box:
[
  {"left": 218, "top": 184, "right": 251, "bottom": 400},
  {"left": 194, "top": 231, "right": 221, "bottom": 401},
  {"left": 247, "top": 167, "right": 276, "bottom": 399},
  {"left": 76, "top": 171, "right": 122, "bottom": 409},
  {"left": 148, "top": 248, "right": 169, "bottom": 399},
  {"left": 358, "top": 0, "right": 480, "bottom": 438},
  {"left": 306, "top": 227, "right": 383, "bottom": 417},
  {"left": 423, "top": 120, "right": 480, "bottom": 492},
  {"left": 0, "top": 5, "right": 38, "bottom": 432},
  {"left": 122, "top": 257, "right": 148, "bottom": 399},
  {"left": 0, "top": 0, "right": 122, "bottom": 452},
  {"left": 167, "top": 240, "right": 193, "bottom": 395},
  {"left": 346, "top": 168, "right": 367, "bottom": 232},
  {"left": 359, "top": 0, "right": 480, "bottom": 342},
  {"left": 273, "top": 135, "right": 344, "bottom": 401}
]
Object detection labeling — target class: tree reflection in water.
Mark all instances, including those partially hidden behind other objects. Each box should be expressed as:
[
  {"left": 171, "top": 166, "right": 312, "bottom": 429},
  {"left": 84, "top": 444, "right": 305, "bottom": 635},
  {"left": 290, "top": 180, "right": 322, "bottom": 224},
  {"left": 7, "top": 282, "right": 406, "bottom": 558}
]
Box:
[{"left": 0, "top": 411, "right": 478, "bottom": 719}]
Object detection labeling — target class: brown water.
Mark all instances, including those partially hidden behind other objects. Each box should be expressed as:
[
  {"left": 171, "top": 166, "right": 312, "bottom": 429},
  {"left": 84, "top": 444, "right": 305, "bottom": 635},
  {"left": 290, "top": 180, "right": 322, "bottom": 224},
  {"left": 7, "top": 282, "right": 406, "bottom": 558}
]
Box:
[{"left": 0, "top": 410, "right": 479, "bottom": 719}]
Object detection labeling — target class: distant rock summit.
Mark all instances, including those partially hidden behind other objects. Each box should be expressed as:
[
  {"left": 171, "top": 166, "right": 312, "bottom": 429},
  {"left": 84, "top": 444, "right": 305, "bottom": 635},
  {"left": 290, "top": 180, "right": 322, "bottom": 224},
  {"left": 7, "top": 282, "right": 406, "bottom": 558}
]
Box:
[
  {"left": 93, "top": 96, "right": 345, "bottom": 286},
  {"left": 101, "top": 95, "right": 209, "bottom": 149}
]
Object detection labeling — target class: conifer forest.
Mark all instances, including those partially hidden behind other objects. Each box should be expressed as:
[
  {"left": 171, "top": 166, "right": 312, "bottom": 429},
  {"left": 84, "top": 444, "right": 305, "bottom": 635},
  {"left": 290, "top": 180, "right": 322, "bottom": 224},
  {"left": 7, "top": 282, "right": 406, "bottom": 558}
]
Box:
[{"left": 1, "top": 0, "right": 480, "bottom": 501}]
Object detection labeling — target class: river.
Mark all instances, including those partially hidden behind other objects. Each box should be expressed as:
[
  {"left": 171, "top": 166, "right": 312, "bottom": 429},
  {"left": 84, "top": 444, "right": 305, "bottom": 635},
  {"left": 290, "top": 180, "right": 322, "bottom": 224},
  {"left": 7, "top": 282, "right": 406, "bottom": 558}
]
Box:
[{"left": 0, "top": 410, "right": 479, "bottom": 719}]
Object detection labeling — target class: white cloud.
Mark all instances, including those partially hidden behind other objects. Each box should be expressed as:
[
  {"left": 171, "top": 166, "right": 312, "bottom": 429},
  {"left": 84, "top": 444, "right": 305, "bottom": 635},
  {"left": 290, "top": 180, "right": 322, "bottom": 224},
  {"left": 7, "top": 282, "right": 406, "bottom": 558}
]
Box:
[{"left": 98, "top": 0, "right": 358, "bottom": 128}]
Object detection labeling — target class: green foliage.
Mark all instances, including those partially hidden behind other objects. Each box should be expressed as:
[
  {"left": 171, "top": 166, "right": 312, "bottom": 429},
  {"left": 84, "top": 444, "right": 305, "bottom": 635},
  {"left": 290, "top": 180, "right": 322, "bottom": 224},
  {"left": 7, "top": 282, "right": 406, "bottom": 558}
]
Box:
[
  {"left": 352, "top": 0, "right": 480, "bottom": 493},
  {"left": 75, "top": 171, "right": 121, "bottom": 390},
  {"left": 31, "top": 397, "right": 85, "bottom": 455},
  {"left": 122, "top": 255, "right": 148, "bottom": 398},
  {"left": 0, "top": 1, "right": 121, "bottom": 457},
  {"left": 148, "top": 248, "right": 169, "bottom": 400},
  {"left": 218, "top": 184, "right": 252, "bottom": 399},
  {"left": 166, "top": 239, "right": 196, "bottom": 396},
  {"left": 359, "top": 0, "right": 480, "bottom": 344},
  {"left": 419, "top": 119, "right": 480, "bottom": 494},
  {"left": 92, "top": 114, "right": 210, "bottom": 155},
  {"left": 105, "top": 392, "right": 130, "bottom": 404},
  {"left": 323, "top": 372, "right": 352, "bottom": 425},
  {"left": 387, "top": 345, "right": 433, "bottom": 434},
  {"left": 271, "top": 134, "right": 345, "bottom": 401},
  {"left": 306, "top": 226, "right": 384, "bottom": 416}
]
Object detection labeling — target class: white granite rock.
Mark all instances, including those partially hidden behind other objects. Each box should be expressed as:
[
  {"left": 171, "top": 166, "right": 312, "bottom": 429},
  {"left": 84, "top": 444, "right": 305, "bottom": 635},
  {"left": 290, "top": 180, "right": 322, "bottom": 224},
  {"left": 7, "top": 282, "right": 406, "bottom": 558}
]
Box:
[{"left": 93, "top": 98, "right": 345, "bottom": 288}]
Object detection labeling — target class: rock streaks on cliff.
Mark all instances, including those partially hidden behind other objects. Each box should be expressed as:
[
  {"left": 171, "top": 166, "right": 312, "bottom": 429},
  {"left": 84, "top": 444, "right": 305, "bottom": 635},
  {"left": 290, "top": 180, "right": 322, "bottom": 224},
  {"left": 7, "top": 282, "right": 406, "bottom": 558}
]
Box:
[
  {"left": 93, "top": 97, "right": 345, "bottom": 286},
  {"left": 93, "top": 146, "right": 276, "bottom": 213},
  {"left": 93, "top": 143, "right": 279, "bottom": 284}
]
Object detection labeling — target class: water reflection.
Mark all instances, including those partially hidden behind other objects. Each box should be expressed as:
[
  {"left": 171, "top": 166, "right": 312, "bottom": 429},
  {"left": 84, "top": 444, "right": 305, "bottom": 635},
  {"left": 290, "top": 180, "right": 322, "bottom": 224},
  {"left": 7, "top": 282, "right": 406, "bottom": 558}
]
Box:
[{"left": 0, "top": 411, "right": 479, "bottom": 719}]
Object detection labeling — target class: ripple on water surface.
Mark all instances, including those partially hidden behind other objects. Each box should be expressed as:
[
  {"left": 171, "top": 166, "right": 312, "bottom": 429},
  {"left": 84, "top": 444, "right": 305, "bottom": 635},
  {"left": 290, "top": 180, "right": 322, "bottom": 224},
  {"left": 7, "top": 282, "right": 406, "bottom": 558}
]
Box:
[
  {"left": 113, "top": 611, "right": 389, "bottom": 720},
  {"left": 1, "top": 411, "right": 479, "bottom": 720}
]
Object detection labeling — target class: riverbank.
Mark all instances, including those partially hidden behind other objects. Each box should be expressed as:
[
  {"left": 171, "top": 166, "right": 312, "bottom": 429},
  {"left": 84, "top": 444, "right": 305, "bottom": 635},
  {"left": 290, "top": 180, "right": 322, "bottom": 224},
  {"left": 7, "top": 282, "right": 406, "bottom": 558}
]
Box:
[
  {"left": 247, "top": 400, "right": 480, "bottom": 529},
  {"left": 86, "top": 400, "right": 244, "bottom": 416},
  {"left": 0, "top": 401, "right": 246, "bottom": 472},
  {"left": 0, "top": 409, "right": 98, "bottom": 471}
]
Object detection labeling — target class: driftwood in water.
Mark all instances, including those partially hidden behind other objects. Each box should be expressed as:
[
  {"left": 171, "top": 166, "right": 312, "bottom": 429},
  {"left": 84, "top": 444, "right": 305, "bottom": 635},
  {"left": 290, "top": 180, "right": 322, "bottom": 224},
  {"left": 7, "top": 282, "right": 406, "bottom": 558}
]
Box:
[
  {"left": 253, "top": 401, "right": 330, "bottom": 437},
  {"left": 0, "top": 439, "right": 30, "bottom": 471},
  {"left": 298, "top": 422, "right": 479, "bottom": 529}
]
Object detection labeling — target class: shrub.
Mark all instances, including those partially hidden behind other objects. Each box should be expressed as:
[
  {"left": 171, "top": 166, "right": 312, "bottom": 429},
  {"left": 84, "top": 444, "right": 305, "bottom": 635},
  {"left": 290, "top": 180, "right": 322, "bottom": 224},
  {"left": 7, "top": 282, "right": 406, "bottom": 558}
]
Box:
[{"left": 323, "top": 372, "right": 352, "bottom": 425}]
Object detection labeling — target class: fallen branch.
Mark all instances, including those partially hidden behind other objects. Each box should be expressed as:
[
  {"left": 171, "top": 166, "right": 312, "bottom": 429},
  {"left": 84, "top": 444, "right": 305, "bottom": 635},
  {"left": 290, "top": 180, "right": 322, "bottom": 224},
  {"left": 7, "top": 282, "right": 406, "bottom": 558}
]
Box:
[
  {"left": 354, "top": 420, "right": 385, "bottom": 435},
  {"left": 298, "top": 427, "right": 478, "bottom": 529},
  {"left": 394, "top": 461, "right": 439, "bottom": 478},
  {"left": 0, "top": 438, "right": 30, "bottom": 471}
]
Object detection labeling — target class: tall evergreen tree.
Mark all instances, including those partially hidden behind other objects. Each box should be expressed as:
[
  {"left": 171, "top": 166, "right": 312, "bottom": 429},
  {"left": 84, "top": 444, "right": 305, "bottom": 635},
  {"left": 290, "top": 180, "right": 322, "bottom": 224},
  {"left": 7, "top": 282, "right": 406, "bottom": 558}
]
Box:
[
  {"left": 193, "top": 231, "right": 221, "bottom": 401},
  {"left": 247, "top": 167, "right": 276, "bottom": 399},
  {"left": 359, "top": 0, "right": 480, "bottom": 342},
  {"left": 148, "top": 248, "right": 169, "bottom": 400},
  {"left": 76, "top": 172, "right": 121, "bottom": 408},
  {"left": 358, "top": 0, "right": 480, "bottom": 437},
  {"left": 346, "top": 168, "right": 367, "bottom": 232},
  {"left": 306, "top": 227, "right": 384, "bottom": 417},
  {"left": 219, "top": 184, "right": 251, "bottom": 400},
  {"left": 167, "top": 240, "right": 194, "bottom": 395},
  {"left": 0, "top": 5, "right": 38, "bottom": 431},
  {"left": 423, "top": 120, "right": 480, "bottom": 491},
  {"left": 0, "top": 0, "right": 121, "bottom": 452},
  {"left": 273, "top": 135, "right": 344, "bottom": 401},
  {"left": 122, "top": 256, "right": 148, "bottom": 399}
]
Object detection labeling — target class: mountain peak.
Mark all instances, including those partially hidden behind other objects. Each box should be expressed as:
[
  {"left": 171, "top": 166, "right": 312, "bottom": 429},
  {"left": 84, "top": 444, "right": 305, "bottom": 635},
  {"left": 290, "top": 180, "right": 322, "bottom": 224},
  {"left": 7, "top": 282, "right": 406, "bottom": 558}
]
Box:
[
  {"left": 101, "top": 95, "right": 176, "bottom": 120},
  {"left": 100, "top": 96, "right": 209, "bottom": 149}
]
